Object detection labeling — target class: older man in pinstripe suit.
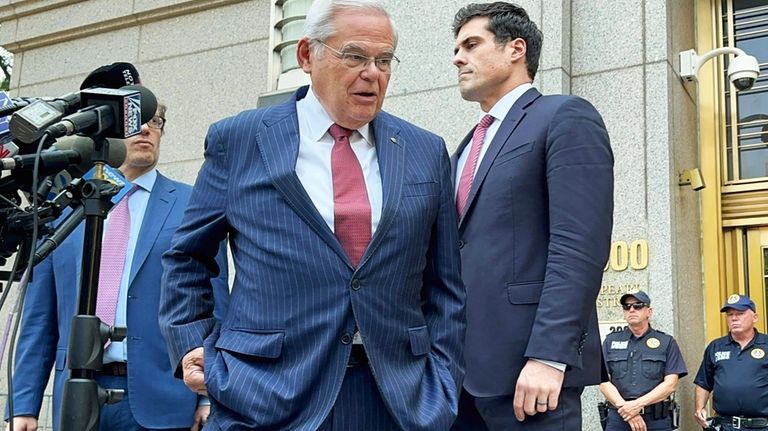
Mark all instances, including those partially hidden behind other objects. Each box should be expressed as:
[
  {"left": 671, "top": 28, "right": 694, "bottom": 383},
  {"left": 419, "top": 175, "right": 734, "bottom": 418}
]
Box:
[{"left": 159, "top": 1, "right": 466, "bottom": 430}]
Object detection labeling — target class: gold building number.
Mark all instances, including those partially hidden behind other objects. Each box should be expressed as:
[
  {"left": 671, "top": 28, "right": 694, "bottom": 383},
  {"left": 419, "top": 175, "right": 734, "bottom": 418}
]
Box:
[{"left": 604, "top": 240, "right": 649, "bottom": 272}]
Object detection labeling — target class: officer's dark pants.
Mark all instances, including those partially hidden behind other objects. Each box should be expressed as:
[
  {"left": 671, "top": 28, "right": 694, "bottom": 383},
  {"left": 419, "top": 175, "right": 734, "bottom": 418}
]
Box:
[{"left": 605, "top": 409, "right": 672, "bottom": 431}]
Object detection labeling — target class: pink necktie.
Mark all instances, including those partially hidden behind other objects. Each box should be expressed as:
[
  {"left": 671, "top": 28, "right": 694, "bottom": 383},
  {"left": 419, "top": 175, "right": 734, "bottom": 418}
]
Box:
[
  {"left": 96, "top": 186, "right": 138, "bottom": 327},
  {"left": 329, "top": 124, "right": 371, "bottom": 267},
  {"left": 456, "top": 114, "right": 494, "bottom": 216}
]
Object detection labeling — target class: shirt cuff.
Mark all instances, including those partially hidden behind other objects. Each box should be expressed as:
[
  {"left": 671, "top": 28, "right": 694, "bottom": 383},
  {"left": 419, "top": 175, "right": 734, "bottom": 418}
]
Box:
[{"left": 532, "top": 358, "right": 566, "bottom": 372}]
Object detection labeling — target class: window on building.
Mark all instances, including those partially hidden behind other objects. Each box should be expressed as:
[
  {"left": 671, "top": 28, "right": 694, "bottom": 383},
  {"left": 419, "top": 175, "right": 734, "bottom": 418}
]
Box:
[
  {"left": 723, "top": 0, "right": 768, "bottom": 181},
  {"left": 270, "top": 0, "right": 313, "bottom": 91}
]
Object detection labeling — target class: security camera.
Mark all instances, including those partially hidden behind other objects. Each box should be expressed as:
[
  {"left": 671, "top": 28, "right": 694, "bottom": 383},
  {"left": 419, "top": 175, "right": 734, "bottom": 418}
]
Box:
[
  {"left": 679, "top": 168, "right": 705, "bottom": 191},
  {"left": 679, "top": 48, "right": 760, "bottom": 92},
  {"left": 728, "top": 54, "right": 760, "bottom": 91}
]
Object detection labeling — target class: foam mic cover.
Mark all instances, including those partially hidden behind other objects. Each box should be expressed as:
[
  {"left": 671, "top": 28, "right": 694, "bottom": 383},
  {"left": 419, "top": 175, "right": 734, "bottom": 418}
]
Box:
[
  {"left": 53, "top": 135, "right": 127, "bottom": 177},
  {"left": 81, "top": 62, "right": 141, "bottom": 90}
]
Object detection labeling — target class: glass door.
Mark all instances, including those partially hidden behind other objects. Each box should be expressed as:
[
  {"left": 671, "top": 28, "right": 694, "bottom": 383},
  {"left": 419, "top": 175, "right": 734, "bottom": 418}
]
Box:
[{"left": 745, "top": 227, "right": 768, "bottom": 333}]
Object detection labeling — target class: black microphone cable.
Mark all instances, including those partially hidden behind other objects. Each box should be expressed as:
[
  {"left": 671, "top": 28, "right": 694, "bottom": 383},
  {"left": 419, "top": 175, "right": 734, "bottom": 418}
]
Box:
[{"left": 3, "top": 130, "right": 55, "bottom": 431}]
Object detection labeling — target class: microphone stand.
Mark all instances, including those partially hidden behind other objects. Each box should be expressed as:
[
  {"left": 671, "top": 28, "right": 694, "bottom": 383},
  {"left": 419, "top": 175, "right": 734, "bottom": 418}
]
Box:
[{"left": 59, "top": 136, "right": 125, "bottom": 431}]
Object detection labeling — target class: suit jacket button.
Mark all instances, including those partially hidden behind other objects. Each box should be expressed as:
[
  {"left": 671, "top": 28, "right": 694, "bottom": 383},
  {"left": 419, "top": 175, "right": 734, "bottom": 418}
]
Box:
[
  {"left": 341, "top": 333, "right": 353, "bottom": 344},
  {"left": 351, "top": 279, "right": 361, "bottom": 290},
  {"left": 458, "top": 240, "right": 465, "bottom": 249}
]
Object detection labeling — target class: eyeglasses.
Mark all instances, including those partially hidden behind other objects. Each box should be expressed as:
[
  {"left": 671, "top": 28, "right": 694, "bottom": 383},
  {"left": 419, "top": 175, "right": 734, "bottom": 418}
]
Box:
[
  {"left": 622, "top": 303, "right": 648, "bottom": 311},
  {"left": 147, "top": 116, "right": 165, "bottom": 130},
  {"left": 316, "top": 41, "right": 400, "bottom": 74}
]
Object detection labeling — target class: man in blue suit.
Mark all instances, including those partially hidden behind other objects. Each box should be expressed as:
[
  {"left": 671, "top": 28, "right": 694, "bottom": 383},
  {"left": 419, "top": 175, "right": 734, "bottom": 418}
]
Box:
[
  {"left": 8, "top": 99, "right": 229, "bottom": 431},
  {"left": 449, "top": 2, "right": 613, "bottom": 430},
  {"left": 159, "top": 1, "right": 466, "bottom": 430}
]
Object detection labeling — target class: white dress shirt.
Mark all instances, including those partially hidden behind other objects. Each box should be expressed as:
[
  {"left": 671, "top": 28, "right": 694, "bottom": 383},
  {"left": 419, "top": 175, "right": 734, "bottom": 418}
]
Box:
[
  {"left": 103, "top": 169, "right": 156, "bottom": 364},
  {"left": 455, "top": 83, "right": 533, "bottom": 197},
  {"left": 295, "top": 86, "right": 383, "bottom": 235}
]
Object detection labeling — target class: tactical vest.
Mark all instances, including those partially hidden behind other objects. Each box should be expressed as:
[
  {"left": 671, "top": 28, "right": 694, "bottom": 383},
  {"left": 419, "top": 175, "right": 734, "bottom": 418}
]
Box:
[{"left": 605, "top": 328, "right": 672, "bottom": 399}]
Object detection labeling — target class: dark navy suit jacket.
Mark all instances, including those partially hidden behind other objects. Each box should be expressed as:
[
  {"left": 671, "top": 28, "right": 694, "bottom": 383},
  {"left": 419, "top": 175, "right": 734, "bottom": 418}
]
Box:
[
  {"left": 9, "top": 173, "right": 229, "bottom": 429},
  {"left": 160, "top": 86, "right": 466, "bottom": 431},
  {"left": 453, "top": 88, "right": 613, "bottom": 396}
]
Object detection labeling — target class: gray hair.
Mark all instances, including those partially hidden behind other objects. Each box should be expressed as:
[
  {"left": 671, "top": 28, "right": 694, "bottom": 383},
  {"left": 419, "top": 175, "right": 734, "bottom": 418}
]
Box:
[{"left": 304, "top": 0, "right": 398, "bottom": 57}]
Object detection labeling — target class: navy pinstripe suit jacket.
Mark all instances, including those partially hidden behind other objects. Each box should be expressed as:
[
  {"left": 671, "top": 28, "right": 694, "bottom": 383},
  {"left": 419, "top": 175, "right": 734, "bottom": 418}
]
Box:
[{"left": 160, "top": 86, "right": 466, "bottom": 430}]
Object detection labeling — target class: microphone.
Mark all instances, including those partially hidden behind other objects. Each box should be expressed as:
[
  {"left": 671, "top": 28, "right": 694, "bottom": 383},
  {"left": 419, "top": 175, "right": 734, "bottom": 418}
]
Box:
[
  {"left": 33, "top": 205, "right": 85, "bottom": 265},
  {"left": 0, "top": 135, "right": 126, "bottom": 176},
  {"left": 4, "top": 61, "right": 141, "bottom": 118},
  {"left": 6, "top": 93, "right": 82, "bottom": 143},
  {"left": 7, "top": 61, "right": 144, "bottom": 144},
  {"left": 44, "top": 85, "right": 157, "bottom": 142}
]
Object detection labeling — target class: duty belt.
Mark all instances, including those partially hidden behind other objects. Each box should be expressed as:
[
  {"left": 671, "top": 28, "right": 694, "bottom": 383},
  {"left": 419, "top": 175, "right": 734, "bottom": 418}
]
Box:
[
  {"left": 606, "top": 399, "right": 673, "bottom": 420},
  {"left": 713, "top": 416, "right": 768, "bottom": 429}
]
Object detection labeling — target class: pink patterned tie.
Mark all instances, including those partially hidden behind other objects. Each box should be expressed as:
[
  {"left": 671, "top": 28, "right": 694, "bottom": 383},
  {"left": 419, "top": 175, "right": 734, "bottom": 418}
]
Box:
[
  {"left": 329, "top": 124, "right": 371, "bottom": 267},
  {"left": 96, "top": 186, "right": 138, "bottom": 327},
  {"left": 456, "top": 114, "right": 494, "bottom": 216}
]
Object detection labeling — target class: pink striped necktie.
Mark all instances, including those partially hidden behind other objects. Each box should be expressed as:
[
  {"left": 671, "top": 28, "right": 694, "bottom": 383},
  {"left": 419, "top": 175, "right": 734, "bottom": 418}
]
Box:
[
  {"left": 329, "top": 123, "right": 371, "bottom": 267},
  {"left": 96, "top": 185, "right": 138, "bottom": 327},
  {"left": 456, "top": 114, "right": 494, "bottom": 216}
]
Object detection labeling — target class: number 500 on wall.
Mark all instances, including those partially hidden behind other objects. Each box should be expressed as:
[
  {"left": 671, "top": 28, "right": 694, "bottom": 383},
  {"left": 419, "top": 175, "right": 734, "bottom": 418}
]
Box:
[{"left": 604, "top": 240, "right": 648, "bottom": 272}]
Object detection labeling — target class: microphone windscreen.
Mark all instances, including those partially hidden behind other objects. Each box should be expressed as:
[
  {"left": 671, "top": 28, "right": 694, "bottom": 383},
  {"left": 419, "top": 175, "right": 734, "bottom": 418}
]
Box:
[
  {"left": 104, "top": 138, "right": 128, "bottom": 168},
  {"left": 53, "top": 135, "right": 127, "bottom": 176},
  {"left": 121, "top": 85, "right": 158, "bottom": 124},
  {"left": 80, "top": 62, "right": 141, "bottom": 90}
]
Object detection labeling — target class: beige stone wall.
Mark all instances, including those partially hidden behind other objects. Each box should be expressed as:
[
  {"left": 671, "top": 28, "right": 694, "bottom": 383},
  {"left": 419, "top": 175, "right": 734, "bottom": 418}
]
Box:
[{"left": 0, "top": 1, "right": 702, "bottom": 430}]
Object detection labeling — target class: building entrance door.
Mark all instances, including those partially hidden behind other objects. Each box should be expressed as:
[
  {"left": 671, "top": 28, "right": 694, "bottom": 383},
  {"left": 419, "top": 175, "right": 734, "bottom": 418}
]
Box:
[
  {"left": 724, "top": 226, "right": 768, "bottom": 334},
  {"left": 719, "top": 227, "right": 768, "bottom": 335},
  {"left": 700, "top": 0, "right": 768, "bottom": 339},
  {"left": 745, "top": 227, "right": 768, "bottom": 333}
]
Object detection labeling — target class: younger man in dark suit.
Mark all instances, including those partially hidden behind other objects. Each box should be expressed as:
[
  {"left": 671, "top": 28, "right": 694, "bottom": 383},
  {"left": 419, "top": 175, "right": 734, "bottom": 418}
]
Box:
[{"left": 450, "top": 2, "right": 614, "bottom": 430}]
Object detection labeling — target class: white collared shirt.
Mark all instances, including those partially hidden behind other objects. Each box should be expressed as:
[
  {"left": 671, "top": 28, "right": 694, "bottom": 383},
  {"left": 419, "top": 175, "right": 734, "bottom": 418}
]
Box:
[
  {"left": 103, "top": 168, "right": 157, "bottom": 364},
  {"left": 455, "top": 83, "right": 534, "bottom": 197},
  {"left": 295, "top": 86, "right": 383, "bottom": 234}
]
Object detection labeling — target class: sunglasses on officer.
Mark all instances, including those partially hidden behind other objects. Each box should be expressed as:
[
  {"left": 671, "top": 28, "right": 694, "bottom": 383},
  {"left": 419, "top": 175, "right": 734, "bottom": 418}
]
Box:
[{"left": 622, "top": 303, "right": 648, "bottom": 311}]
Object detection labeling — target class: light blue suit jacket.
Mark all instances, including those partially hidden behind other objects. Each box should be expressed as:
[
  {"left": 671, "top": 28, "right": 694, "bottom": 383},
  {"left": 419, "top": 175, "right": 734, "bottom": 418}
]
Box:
[
  {"left": 160, "top": 86, "right": 466, "bottom": 430},
  {"left": 9, "top": 173, "right": 229, "bottom": 430}
]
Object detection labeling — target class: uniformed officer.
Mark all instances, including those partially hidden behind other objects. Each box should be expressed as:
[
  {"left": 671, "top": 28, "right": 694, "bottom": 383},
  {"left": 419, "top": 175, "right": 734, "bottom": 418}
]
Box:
[
  {"left": 694, "top": 294, "right": 768, "bottom": 431},
  {"left": 599, "top": 291, "right": 688, "bottom": 431}
]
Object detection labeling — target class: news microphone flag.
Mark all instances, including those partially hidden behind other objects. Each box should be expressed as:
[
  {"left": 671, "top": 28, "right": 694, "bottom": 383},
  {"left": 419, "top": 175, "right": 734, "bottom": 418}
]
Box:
[{"left": 82, "top": 164, "right": 133, "bottom": 206}]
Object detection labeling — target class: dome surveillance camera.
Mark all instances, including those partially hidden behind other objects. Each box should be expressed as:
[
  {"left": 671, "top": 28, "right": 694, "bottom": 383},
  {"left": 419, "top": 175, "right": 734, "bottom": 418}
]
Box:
[{"left": 728, "top": 54, "right": 760, "bottom": 91}]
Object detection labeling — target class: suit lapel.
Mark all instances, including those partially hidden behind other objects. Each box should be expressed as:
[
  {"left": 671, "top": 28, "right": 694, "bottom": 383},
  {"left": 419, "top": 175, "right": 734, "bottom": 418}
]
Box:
[
  {"left": 257, "top": 88, "right": 349, "bottom": 264},
  {"left": 458, "top": 88, "right": 541, "bottom": 228},
  {"left": 129, "top": 173, "right": 174, "bottom": 287},
  {"left": 359, "top": 115, "right": 403, "bottom": 268}
]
